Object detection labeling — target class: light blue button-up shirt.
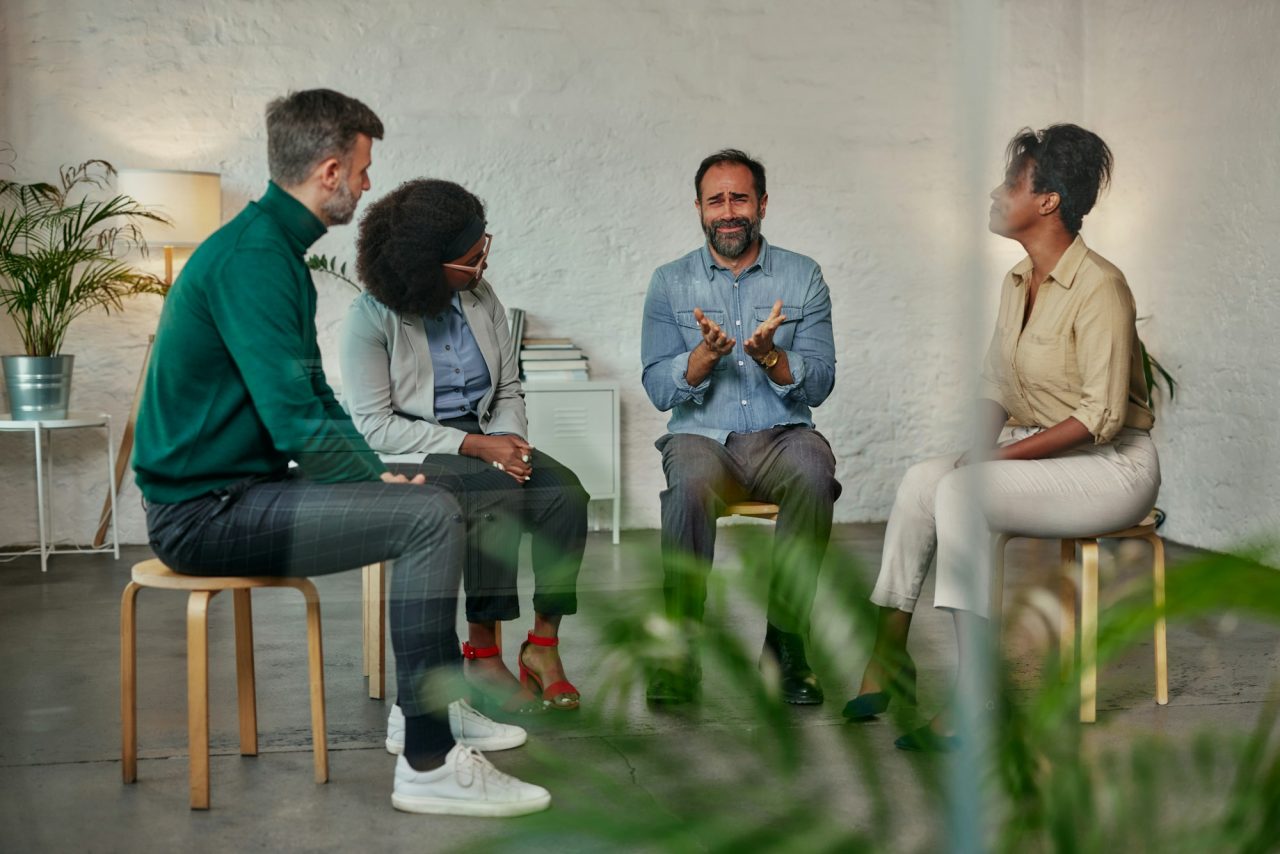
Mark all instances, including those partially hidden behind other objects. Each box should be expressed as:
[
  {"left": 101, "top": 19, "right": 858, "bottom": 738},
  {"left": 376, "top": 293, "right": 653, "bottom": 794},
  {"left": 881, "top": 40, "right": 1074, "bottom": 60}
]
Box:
[
  {"left": 640, "top": 238, "right": 836, "bottom": 442},
  {"left": 423, "top": 293, "right": 491, "bottom": 420}
]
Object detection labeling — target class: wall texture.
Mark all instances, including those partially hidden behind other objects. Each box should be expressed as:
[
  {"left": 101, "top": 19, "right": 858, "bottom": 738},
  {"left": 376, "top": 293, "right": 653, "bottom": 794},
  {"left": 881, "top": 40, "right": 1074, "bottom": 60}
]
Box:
[
  {"left": 1081, "top": 0, "right": 1280, "bottom": 550},
  {"left": 2, "top": 0, "right": 1270, "bottom": 553}
]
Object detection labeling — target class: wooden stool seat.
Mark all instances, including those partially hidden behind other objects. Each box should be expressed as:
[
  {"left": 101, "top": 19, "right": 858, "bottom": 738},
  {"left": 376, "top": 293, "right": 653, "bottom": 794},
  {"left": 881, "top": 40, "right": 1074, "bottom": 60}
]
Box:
[
  {"left": 725, "top": 501, "right": 781, "bottom": 521},
  {"left": 121, "top": 558, "right": 328, "bottom": 809},
  {"left": 993, "top": 512, "right": 1167, "bottom": 724},
  {"left": 130, "top": 560, "right": 317, "bottom": 591}
]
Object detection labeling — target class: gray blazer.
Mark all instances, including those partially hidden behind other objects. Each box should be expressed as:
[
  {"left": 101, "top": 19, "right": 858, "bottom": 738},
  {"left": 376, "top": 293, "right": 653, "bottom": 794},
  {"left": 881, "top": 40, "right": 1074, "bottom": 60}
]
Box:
[{"left": 338, "top": 281, "right": 527, "bottom": 455}]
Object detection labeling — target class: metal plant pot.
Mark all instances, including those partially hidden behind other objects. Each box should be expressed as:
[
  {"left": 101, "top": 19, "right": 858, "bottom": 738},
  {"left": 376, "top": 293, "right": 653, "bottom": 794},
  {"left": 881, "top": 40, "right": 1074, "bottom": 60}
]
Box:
[{"left": 2, "top": 355, "right": 75, "bottom": 421}]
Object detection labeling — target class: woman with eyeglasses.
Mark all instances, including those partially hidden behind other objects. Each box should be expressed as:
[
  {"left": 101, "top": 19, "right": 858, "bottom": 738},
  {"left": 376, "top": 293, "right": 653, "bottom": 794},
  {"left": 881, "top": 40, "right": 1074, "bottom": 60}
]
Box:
[{"left": 340, "top": 178, "right": 586, "bottom": 718}]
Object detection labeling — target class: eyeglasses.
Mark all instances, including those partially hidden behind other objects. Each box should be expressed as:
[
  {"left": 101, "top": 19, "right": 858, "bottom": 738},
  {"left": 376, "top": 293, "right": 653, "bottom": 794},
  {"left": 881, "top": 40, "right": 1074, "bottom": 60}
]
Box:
[{"left": 442, "top": 232, "right": 493, "bottom": 280}]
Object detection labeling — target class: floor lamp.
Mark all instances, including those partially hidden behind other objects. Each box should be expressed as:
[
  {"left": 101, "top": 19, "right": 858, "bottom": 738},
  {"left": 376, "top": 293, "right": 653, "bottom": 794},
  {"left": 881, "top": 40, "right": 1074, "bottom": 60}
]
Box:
[{"left": 93, "top": 170, "right": 221, "bottom": 548}]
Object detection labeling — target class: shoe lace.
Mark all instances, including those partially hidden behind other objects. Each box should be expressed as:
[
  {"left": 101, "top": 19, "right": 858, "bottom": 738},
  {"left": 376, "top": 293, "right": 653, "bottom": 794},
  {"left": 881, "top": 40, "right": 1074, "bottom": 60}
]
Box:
[
  {"left": 453, "top": 745, "right": 515, "bottom": 792},
  {"left": 453, "top": 697, "right": 496, "bottom": 729}
]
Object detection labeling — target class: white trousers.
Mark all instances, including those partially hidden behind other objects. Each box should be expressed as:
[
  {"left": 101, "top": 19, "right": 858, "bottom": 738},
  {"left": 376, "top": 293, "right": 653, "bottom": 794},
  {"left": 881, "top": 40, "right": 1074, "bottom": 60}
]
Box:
[{"left": 870, "top": 427, "right": 1160, "bottom": 619}]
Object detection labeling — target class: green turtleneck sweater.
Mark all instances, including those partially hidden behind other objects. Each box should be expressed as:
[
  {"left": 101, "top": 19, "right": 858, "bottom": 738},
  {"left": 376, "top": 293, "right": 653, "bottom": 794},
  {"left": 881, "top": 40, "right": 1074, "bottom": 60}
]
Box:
[{"left": 134, "top": 182, "right": 384, "bottom": 503}]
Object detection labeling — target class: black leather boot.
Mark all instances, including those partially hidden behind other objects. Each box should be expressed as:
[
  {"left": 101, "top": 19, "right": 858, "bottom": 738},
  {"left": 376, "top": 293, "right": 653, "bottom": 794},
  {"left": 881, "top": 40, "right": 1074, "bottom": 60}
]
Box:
[
  {"left": 761, "top": 625, "right": 824, "bottom": 705},
  {"left": 646, "top": 630, "right": 702, "bottom": 706},
  {"left": 645, "top": 655, "right": 702, "bottom": 705}
]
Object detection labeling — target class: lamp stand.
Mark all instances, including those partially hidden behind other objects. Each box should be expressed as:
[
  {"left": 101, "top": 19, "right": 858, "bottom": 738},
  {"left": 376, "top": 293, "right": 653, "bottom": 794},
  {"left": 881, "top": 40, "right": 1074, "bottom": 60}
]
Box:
[{"left": 92, "top": 333, "right": 154, "bottom": 549}]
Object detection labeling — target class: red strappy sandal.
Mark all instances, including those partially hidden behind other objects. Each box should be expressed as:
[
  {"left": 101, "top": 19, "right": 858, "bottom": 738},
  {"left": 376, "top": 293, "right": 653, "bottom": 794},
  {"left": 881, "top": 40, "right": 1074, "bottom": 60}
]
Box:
[
  {"left": 518, "top": 633, "right": 581, "bottom": 711},
  {"left": 462, "top": 641, "right": 544, "bottom": 715}
]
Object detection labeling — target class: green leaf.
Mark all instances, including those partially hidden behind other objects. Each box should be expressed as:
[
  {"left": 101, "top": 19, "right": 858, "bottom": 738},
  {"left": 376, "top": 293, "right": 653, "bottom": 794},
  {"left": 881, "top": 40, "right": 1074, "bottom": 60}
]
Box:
[
  {"left": 306, "top": 253, "right": 362, "bottom": 292},
  {"left": 0, "top": 155, "right": 166, "bottom": 355}
]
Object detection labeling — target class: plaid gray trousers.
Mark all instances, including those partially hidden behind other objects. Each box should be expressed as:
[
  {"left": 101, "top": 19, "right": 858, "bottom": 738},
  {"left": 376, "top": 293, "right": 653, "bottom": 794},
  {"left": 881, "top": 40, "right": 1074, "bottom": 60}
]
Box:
[{"left": 146, "top": 471, "right": 465, "bottom": 718}]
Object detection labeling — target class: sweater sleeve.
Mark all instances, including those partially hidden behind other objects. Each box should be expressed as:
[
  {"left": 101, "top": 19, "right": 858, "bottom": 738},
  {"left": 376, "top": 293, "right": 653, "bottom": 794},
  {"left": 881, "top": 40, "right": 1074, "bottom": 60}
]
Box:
[{"left": 209, "top": 249, "right": 385, "bottom": 482}]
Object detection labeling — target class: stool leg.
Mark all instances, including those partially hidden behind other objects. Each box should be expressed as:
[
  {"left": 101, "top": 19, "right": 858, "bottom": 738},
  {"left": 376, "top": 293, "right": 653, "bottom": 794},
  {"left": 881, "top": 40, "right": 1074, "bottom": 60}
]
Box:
[
  {"left": 233, "top": 589, "right": 258, "bottom": 756},
  {"left": 299, "top": 581, "right": 329, "bottom": 783},
  {"left": 121, "top": 582, "right": 141, "bottom": 783},
  {"left": 1079, "top": 540, "right": 1099, "bottom": 723},
  {"left": 1148, "top": 533, "right": 1169, "bottom": 706},
  {"left": 368, "top": 562, "right": 386, "bottom": 701},
  {"left": 361, "top": 564, "right": 371, "bottom": 678},
  {"left": 1059, "top": 540, "right": 1076, "bottom": 684},
  {"left": 187, "top": 590, "right": 216, "bottom": 809}
]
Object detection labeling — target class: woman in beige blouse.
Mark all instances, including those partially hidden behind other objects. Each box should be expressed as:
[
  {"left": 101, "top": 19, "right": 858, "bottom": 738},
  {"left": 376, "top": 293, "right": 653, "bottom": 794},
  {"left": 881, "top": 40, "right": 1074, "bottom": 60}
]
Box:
[{"left": 843, "top": 125, "right": 1160, "bottom": 750}]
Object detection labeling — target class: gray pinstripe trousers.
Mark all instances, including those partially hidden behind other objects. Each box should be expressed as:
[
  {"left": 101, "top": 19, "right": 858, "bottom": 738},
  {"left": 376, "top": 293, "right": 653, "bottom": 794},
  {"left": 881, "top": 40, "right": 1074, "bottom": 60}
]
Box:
[
  {"left": 146, "top": 471, "right": 465, "bottom": 718},
  {"left": 658, "top": 426, "right": 841, "bottom": 634}
]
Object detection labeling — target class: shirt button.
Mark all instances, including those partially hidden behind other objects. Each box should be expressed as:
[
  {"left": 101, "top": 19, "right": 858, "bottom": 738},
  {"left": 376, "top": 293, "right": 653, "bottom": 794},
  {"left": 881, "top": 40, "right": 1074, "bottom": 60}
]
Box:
[
  {"left": 445, "top": 344, "right": 451, "bottom": 350},
  {"left": 735, "top": 320, "right": 741, "bottom": 326},
  {"left": 454, "top": 368, "right": 461, "bottom": 374},
  {"left": 741, "top": 399, "right": 748, "bottom": 406},
  {"left": 738, "top": 360, "right": 744, "bottom": 366}
]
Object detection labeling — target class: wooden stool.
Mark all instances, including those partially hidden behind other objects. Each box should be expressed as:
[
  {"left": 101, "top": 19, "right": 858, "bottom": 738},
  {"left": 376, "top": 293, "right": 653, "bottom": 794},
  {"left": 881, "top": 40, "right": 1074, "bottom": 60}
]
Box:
[
  {"left": 121, "top": 559, "right": 328, "bottom": 809},
  {"left": 992, "top": 513, "right": 1168, "bottom": 723}
]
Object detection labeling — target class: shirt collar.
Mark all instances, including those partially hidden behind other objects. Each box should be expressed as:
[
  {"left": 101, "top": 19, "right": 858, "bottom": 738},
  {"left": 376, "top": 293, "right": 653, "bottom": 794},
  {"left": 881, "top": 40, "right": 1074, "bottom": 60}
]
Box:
[
  {"left": 423, "top": 293, "right": 466, "bottom": 324},
  {"left": 1011, "top": 234, "right": 1089, "bottom": 289},
  {"left": 700, "top": 236, "right": 772, "bottom": 279},
  {"left": 255, "top": 181, "right": 328, "bottom": 254}
]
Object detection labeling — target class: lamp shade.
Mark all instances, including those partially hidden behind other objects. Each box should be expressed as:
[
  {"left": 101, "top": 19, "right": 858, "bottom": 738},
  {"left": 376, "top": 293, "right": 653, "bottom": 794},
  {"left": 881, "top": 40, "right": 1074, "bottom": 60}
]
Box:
[{"left": 115, "top": 169, "right": 222, "bottom": 247}]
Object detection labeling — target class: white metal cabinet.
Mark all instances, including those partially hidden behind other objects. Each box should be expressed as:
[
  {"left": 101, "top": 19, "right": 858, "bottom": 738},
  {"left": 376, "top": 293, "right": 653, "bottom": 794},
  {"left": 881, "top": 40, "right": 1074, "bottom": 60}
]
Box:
[{"left": 523, "top": 381, "right": 620, "bottom": 544}]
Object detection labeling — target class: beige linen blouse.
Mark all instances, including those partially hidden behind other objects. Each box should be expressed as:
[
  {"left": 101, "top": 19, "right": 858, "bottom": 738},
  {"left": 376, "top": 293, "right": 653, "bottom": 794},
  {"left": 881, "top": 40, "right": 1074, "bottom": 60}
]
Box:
[{"left": 978, "top": 235, "right": 1154, "bottom": 443}]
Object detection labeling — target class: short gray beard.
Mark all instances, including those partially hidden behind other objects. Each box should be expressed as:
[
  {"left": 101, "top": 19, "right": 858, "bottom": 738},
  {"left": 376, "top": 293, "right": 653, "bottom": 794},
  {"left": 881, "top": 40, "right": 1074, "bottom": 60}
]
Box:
[{"left": 320, "top": 174, "right": 359, "bottom": 225}]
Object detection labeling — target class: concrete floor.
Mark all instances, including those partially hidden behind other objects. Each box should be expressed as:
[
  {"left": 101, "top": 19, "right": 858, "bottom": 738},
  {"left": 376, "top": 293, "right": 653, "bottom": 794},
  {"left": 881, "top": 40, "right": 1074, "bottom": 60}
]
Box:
[{"left": 0, "top": 522, "right": 1276, "bottom": 852}]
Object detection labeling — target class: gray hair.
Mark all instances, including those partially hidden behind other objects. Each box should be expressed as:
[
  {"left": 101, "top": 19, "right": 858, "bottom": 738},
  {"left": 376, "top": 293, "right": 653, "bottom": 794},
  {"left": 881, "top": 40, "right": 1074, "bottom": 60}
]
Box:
[{"left": 265, "top": 89, "right": 384, "bottom": 187}]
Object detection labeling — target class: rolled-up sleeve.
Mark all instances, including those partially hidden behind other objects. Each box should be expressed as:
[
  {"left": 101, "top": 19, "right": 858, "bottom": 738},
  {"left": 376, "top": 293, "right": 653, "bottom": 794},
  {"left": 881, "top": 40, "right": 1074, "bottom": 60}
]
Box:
[
  {"left": 1070, "top": 276, "right": 1135, "bottom": 443},
  {"left": 641, "top": 270, "right": 710, "bottom": 411},
  {"left": 771, "top": 265, "right": 835, "bottom": 406}
]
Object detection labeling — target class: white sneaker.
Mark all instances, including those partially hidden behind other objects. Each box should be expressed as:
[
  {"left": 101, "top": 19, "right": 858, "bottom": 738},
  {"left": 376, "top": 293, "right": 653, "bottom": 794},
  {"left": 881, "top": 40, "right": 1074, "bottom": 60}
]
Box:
[
  {"left": 386, "top": 700, "right": 527, "bottom": 755},
  {"left": 391, "top": 744, "right": 551, "bottom": 817}
]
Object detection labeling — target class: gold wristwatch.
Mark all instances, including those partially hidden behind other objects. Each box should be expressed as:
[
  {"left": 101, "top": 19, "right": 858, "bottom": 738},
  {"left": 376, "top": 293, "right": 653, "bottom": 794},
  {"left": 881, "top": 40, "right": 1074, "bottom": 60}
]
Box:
[{"left": 757, "top": 348, "right": 781, "bottom": 369}]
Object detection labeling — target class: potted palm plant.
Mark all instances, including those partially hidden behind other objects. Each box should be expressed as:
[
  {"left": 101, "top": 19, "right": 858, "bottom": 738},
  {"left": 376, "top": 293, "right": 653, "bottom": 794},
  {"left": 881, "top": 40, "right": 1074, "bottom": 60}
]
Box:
[{"left": 0, "top": 156, "right": 166, "bottom": 420}]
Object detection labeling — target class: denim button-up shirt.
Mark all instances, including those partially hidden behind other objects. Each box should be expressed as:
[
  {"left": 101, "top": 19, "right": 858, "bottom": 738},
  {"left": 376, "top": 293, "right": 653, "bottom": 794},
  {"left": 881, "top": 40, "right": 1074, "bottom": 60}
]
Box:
[{"left": 641, "top": 238, "right": 836, "bottom": 442}]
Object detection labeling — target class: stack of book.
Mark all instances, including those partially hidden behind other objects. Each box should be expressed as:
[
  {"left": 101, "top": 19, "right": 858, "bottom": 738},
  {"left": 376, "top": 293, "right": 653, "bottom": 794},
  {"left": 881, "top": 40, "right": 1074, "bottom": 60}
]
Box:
[
  {"left": 506, "top": 307, "right": 590, "bottom": 384},
  {"left": 520, "top": 337, "right": 590, "bottom": 384}
]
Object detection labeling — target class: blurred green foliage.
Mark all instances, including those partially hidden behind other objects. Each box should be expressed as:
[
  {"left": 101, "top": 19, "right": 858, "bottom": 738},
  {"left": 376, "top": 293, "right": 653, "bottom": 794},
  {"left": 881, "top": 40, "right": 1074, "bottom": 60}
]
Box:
[{"left": 464, "top": 528, "right": 1278, "bottom": 853}]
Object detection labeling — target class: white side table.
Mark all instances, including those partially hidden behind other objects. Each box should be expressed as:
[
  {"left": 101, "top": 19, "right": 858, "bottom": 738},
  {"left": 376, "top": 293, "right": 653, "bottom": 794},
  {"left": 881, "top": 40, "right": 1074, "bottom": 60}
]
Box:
[
  {"left": 0, "top": 411, "right": 120, "bottom": 572},
  {"left": 523, "top": 380, "right": 622, "bottom": 545}
]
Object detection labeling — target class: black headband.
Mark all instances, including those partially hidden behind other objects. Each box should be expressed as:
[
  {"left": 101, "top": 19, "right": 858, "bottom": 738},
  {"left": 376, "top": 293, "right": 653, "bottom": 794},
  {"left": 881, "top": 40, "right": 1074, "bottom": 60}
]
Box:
[{"left": 441, "top": 215, "right": 486, "bottom": 262}]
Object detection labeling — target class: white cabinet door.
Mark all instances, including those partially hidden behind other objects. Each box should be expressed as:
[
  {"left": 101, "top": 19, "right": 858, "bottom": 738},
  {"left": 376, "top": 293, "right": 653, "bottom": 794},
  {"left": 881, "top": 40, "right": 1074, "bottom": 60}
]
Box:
[{"left": 524, "top": 385, "right": 616, "bottom": 499}]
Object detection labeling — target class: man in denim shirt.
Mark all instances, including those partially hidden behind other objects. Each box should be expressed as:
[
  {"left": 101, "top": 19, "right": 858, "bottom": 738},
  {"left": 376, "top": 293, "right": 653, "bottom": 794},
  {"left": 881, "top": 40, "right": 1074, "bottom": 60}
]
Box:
[{"left": 640, "top": 149, "right": 841, "bottom": 705}]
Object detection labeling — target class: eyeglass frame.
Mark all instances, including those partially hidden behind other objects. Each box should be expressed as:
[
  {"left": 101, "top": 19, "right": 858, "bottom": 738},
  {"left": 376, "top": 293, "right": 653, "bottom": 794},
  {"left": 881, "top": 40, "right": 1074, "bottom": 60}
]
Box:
[{"left": 441, "top": 232, "right": 493, "bottom": 280}]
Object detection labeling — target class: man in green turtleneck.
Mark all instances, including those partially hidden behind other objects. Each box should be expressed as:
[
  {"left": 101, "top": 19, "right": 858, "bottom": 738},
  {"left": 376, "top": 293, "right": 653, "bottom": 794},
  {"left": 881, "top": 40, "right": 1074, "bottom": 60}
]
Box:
[{"left": 133, "top": 89, "right": 550, "bottom": 817}]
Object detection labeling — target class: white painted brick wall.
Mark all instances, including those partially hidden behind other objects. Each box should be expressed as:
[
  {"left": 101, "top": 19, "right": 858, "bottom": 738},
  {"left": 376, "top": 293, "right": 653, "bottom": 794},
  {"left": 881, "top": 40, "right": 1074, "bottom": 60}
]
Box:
[
  {"left": 1, "top": 0, "right": 1271, "bottom": 553},
  {"left": 1081, "top": 0, "right": 1280, "bottom": 551}
]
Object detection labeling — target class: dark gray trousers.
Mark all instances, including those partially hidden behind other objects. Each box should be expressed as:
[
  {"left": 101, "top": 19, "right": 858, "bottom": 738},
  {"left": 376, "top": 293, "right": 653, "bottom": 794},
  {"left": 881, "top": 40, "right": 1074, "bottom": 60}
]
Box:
[
  {"left": 389, "top": 415, "right": 588, "bottom": 623},
  {"left": 146, "top": 471, "right": 464, "bottom": 719},
  {"left": 658, "top": 427, "right": 840, "bottom": 634}
]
